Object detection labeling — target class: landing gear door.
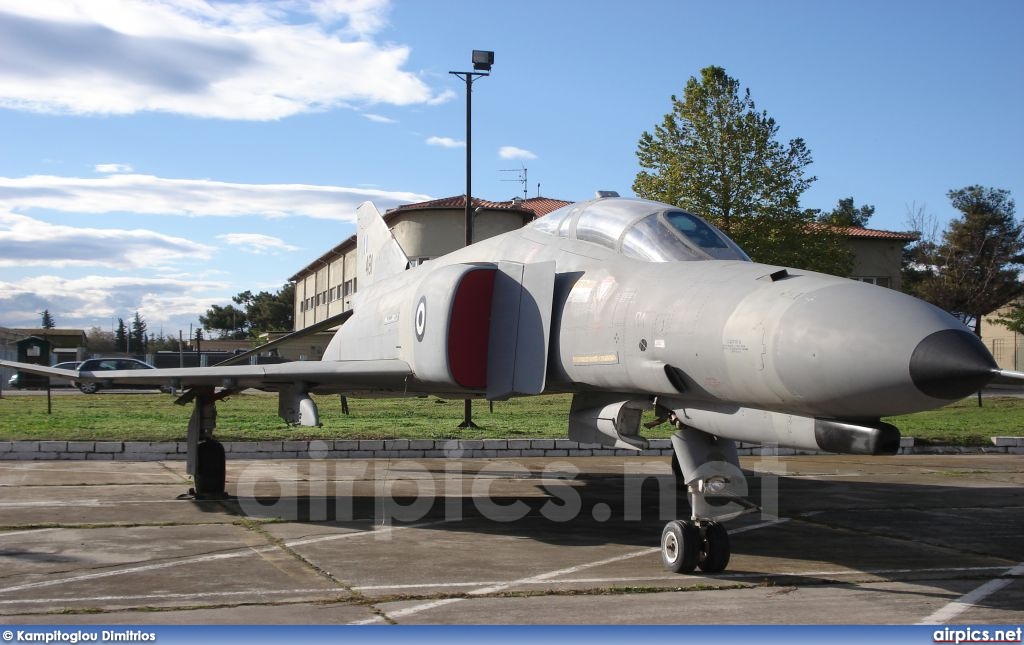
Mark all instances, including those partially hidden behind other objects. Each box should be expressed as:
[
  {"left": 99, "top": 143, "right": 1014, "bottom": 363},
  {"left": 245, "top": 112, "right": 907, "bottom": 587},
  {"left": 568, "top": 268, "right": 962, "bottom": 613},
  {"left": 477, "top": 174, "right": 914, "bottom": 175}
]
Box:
[{"left": 487, "top": 261, "right": 555, "bottom": 400}]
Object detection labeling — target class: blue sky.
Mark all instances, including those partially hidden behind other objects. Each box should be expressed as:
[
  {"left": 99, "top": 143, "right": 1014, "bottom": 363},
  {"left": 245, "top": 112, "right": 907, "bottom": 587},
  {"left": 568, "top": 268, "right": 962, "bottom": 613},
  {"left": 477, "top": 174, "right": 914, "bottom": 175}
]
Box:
[{"left": 1, "top": 0, "right": 1021, "bottom": 336}]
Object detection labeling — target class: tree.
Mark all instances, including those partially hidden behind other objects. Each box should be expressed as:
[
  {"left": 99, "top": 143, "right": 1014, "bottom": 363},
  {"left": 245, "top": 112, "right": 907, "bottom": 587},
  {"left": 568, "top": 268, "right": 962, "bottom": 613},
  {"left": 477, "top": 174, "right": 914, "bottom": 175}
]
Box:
[
  {"left": 40, "top": 310, "right": 55, "bottom": 329},
  {"left": 115, "top": 318, "right": 128, "bottom": 352},
  {"left": 633, "top": 66, "right": 849, "bottom": 274},
  {"left": 234, "top": 284, "right": 294, "bottom": 334},
  {"left": 904, "top": 186, "right": 1024, "bottom": 335},
  {"left": 131, "top": 311, "right": 147, "bottom": 353},
  {"left": 200, "top": 283, "right": 294, "bottom": 340},
  {"left": 819, "top": 197, "right": 874, "bottom": 228},
  {"left": 85, "top": 327, "right": 118, "bottom": 354},
  {"left": 199, "top": 304, "right": 248, "bottom": 339}
]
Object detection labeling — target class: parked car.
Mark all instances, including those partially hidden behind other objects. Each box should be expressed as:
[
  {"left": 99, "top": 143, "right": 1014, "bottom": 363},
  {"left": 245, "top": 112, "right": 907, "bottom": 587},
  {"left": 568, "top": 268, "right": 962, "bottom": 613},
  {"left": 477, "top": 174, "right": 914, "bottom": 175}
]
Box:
[
  {"left": 6, "top": 361, "right": 81, "bottom": 389},
  {"left": 74, "top": 358, "right": 173, "bottom": 394}
]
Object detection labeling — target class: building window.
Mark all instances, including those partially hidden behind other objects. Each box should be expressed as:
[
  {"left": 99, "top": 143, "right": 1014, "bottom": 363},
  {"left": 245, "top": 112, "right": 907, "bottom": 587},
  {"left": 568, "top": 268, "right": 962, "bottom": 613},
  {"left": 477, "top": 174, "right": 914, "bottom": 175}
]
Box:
[{"left": 343, "top": 279, "right": 355, "bottom": 297}]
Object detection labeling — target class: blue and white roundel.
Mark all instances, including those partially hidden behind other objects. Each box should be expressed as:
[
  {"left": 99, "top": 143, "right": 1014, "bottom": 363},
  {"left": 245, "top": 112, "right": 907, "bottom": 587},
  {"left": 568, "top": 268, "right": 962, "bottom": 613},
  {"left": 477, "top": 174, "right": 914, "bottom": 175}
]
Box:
[{"left": 415, "top": 297, "right": 426, "bottom": 341}]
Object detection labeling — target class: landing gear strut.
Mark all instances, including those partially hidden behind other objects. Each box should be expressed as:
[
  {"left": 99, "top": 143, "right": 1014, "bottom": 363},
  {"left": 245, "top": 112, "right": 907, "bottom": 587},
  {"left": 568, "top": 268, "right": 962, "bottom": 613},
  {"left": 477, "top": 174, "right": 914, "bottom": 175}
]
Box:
[
  {"left": 178, "top": 386, "right": 231, "bottom": 499},
  {"left": 659, "top": 417, "right": 756, "bottom": 574}
]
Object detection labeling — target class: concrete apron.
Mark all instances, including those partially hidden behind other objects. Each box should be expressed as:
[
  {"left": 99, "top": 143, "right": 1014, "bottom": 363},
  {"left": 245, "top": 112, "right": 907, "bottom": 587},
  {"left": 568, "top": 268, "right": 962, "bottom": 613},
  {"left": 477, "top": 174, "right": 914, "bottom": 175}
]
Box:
[{"left": 0, "top": 454, "right": 1020, "bottom": 624}]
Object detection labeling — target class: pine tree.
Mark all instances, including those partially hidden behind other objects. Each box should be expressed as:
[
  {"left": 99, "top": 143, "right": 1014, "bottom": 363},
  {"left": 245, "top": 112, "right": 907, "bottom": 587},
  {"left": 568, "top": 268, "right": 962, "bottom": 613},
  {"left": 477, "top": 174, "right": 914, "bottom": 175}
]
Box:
[
  {"left": 115, "top": 318, "right": 128, "bottom": 352},
  {"left": 634, "top": 66, "right": 851, "bottom": 275},
  {"left": 40, "top": 309, "right": 56, "bottom": 329},
  {"left": 131, "top": 312, "right": 147, "bottom": 353},
  {"left": 907, "top": 186, "right": 1023, "bottom": 334}
]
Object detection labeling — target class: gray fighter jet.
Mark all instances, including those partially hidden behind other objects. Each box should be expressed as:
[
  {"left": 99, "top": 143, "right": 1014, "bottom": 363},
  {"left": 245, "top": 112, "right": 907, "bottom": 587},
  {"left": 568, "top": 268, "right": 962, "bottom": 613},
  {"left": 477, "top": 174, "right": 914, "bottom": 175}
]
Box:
[{"left": 3, "top": 194, "right": 1015, "bottom": 574}]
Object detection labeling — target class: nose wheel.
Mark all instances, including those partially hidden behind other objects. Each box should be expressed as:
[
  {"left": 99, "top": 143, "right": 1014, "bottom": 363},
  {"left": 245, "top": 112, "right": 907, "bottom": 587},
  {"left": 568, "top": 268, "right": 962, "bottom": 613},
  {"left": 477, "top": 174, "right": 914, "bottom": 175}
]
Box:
[{"left": 661, "top": 520, "right": 730, "bottom": 574}]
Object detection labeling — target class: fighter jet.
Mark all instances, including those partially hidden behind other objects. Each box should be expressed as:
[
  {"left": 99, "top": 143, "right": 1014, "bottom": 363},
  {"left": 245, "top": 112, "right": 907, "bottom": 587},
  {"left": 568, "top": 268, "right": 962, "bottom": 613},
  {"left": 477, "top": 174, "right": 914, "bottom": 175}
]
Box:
[{"left": 3, "top": 193, "right": 1015, "bottom": 574}]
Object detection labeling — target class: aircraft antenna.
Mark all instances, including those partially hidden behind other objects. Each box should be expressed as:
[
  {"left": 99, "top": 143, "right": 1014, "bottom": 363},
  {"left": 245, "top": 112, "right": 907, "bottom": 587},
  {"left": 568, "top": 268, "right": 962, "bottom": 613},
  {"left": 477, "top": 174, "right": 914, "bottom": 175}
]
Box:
[{"left": 500, "top": 165, "right": 528, "bottom": 200}]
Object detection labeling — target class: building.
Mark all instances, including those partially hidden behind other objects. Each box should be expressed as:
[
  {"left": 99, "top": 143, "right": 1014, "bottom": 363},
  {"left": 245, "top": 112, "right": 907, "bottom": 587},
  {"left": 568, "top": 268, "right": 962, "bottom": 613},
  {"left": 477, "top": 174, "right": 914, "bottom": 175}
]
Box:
[
  {"left": 980, "top": 305, "right": 1022, "bottom": 371},
  {"left": 290, "top": 195, "right": 570, "bottom": 339},
  {"left": 0, "top": 327, "right": 88, "bottom": 362},
  {"left": 828, "top": 225, "right": 918, "bottom": 290}
]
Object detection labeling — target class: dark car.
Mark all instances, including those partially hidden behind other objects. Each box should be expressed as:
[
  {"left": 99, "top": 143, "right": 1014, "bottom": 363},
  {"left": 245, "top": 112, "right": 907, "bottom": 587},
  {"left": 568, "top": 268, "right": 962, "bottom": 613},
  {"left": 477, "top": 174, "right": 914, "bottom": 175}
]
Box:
[{"left": 75, "top": 358, "right": 173, "bottom": 394}]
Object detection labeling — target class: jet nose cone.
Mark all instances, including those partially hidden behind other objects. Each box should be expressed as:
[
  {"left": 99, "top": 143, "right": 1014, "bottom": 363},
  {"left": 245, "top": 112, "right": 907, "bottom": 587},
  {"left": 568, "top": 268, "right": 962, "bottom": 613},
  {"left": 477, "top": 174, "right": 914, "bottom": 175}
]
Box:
[{"left": 909, "top": 329, "right": 997, "bottom": 400}]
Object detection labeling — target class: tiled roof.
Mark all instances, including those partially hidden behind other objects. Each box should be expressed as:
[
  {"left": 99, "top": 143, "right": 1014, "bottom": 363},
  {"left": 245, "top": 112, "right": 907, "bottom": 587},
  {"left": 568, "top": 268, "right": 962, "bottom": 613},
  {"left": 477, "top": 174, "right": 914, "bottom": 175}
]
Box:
[
  {"left": 809, "top": 223, "right": 919, "bottom": 241},
  {"left": 519, "top": 197, "right": 572, "bottom": 216},
  {"left": 386, "top": 195, "right": 530, "bottom": 216},
  {"left": 9, "top": 328, "right": 87, "bottom": 338},
  {"left": 385, "top": 195, "right": 572, "bottom": 219}
]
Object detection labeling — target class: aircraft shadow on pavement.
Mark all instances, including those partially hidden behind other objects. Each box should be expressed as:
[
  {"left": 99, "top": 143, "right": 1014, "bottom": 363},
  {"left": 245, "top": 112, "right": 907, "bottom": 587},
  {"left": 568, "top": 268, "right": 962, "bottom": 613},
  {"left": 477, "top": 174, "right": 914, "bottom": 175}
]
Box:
[{"left": 205, "top": 465, "right": 1022, "bottom": 577}]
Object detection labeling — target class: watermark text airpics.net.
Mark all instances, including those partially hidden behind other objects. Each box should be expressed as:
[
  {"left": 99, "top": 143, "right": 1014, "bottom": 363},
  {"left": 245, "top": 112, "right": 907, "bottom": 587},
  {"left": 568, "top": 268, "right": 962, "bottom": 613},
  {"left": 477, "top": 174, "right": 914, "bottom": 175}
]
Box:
[
  {"left": 933, "top": 627, "right": 1022, "bottom": 644},
  {"left": 233, "top": 440, "right": 785, "bottom": 530}
]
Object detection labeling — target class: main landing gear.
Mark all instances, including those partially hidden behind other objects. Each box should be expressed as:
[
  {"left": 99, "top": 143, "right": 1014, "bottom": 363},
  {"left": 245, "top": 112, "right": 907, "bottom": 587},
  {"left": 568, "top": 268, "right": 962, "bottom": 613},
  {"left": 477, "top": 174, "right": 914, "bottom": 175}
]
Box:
[
  {"left": 177, "top": 386, "right": 231, "bottom": 499},
  {"left": 176, "top": 384, "right": 321, "bottom": 499},
  {"left": 659, "top": 415, "right": 757, "bottom": 574}
]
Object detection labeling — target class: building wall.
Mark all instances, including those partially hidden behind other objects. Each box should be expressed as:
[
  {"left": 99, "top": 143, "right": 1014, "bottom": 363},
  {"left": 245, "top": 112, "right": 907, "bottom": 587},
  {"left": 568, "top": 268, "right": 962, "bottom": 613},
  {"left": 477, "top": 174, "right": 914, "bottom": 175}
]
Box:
[
  {"left": 847, "top": 238, "right": 906, "bottom": 290},
  {"left": 980, "top": 304, "right": 1022, "bottom": 371},
  {"left": 390, "top": 210, "right": 527, "bottom": 260},
  {"left": 294, "top": 250, "right": 359, "bottom": 331}
]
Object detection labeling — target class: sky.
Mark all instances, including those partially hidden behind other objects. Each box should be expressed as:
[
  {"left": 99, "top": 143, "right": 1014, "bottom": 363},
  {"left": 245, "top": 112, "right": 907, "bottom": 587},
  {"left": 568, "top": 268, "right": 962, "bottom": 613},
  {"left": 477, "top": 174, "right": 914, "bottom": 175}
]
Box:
[{"left": 1, "top": 0, "right": 1022, "bottom": 337}]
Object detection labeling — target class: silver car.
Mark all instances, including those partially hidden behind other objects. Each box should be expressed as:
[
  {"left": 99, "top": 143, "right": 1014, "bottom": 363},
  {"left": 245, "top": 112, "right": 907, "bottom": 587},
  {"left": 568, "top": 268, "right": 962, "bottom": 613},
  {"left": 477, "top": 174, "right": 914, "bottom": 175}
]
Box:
[{"left": 75, "top": 358, "right": 173, "bottom": 394}]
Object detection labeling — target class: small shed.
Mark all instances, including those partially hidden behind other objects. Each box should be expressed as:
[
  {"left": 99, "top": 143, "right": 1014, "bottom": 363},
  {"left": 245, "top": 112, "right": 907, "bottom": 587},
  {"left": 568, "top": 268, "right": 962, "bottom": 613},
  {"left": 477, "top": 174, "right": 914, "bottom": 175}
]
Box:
[{"left": 15, "top": 336, "right": 52, "bottom": 389}]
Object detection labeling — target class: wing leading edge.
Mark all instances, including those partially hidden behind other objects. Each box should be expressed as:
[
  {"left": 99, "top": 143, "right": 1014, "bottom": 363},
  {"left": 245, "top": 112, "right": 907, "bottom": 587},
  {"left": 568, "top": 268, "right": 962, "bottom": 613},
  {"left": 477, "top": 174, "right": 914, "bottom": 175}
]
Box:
[{"left": 0, "top": 358, "right": 412, "bottom": 394}]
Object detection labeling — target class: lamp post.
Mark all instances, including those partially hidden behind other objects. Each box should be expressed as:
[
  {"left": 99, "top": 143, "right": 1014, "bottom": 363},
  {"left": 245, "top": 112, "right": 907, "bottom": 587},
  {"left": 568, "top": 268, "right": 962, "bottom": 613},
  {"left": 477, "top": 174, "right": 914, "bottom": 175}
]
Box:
[{"left": 450, "top": 49, "right": 493, "bottom": 429}]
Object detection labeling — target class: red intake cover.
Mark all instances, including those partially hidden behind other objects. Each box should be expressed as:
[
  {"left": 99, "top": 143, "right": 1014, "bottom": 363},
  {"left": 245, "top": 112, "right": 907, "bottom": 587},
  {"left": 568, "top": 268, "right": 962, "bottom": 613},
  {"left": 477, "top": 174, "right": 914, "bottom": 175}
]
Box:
[{"left": 447, "top": 269, "right": 496, "bottom": 388}]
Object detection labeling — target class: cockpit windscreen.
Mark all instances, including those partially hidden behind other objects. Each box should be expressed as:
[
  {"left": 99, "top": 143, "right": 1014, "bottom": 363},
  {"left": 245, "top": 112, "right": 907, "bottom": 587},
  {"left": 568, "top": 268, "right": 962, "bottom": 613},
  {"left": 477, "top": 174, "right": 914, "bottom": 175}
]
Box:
[{"left": 530, "top": 198, "right": 749, "bottom": 262}]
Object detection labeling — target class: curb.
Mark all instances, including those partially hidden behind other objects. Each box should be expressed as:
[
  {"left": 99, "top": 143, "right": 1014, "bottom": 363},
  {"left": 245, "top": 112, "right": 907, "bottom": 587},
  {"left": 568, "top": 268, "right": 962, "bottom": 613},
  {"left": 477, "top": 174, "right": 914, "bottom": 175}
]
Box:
[{"left": 1, "top": 437, "right": 1021, "bottom": 461}]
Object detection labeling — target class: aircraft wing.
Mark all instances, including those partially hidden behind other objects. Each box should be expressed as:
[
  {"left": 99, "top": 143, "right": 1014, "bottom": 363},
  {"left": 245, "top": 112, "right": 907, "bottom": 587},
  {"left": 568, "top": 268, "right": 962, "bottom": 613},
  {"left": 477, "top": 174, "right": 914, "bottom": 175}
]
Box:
[
  {"left": 0, "top": 359, "right": 411, "bottom": 393},
  {"left": 0, "top": 362, "right": 79, "bottom": 382}
]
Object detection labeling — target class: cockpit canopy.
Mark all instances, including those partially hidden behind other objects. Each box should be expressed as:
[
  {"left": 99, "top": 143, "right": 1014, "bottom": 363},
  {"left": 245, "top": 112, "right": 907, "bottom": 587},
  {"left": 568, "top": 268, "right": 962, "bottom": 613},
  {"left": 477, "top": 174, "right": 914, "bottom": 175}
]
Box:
[{"left": 531, "top": 197, "right": 750, "bottom": 262}]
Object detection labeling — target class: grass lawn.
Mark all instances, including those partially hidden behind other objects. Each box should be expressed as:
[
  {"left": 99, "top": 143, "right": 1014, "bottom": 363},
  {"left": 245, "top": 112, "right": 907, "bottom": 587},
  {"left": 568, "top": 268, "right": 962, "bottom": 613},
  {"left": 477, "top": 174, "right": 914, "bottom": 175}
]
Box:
[{"left": 0, "top": 390, "right": 1021, "bottom": 444}]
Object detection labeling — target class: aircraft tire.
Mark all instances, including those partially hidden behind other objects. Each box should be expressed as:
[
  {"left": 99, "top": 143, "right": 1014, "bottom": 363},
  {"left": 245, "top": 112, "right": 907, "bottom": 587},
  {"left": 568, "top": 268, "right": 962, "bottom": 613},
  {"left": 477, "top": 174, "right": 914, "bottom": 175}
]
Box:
[
  {"left": 195, "top": 439, "right": 226, "bottom": 497},
  {"left": 697, "top": 521, "right": 730, "bottom": 573},
  {"left": 661, "top": 520, "right": 699, "bottom": 573}
]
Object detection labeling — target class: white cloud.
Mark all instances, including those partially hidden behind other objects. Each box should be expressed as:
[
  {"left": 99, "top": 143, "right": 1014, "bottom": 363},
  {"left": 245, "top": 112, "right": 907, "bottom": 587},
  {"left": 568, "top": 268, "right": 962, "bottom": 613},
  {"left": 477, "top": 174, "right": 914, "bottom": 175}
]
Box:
[
  {"left": 426, "top": 136, "right": 465, "bottom": 148},
  {"left": 499, "top": 146, "right": 537, "bottom": 160},
  {"left": 426, "top": 89, "right": 457, "bottom": 106},
  {"left": 0, "top": 173, "right": 431, "bottom": 221},
  {"left": 0, "top": 274, "right": 227, "bottom": 329},
  {"left": 94, "top": 163, "right": 134, "bottom": 173},
  {"left": 0, "top": 0, "right": 450, "bottom": 120},
  {"left": 0, "top": 210, "right": 214, "bottom": 268},
  {"left": 217, "top": 233, "right": 300, "bottom": 254},
  {"left": 362, "top": 113, "right": 396, "bottom": 123}
]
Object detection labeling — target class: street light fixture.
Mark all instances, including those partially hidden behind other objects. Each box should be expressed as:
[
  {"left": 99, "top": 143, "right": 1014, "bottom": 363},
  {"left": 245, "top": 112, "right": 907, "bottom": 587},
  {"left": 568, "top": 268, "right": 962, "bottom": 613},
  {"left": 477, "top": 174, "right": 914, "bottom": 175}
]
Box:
[{"left": 450, "top": 50, "right": 494, "bottom": 429}]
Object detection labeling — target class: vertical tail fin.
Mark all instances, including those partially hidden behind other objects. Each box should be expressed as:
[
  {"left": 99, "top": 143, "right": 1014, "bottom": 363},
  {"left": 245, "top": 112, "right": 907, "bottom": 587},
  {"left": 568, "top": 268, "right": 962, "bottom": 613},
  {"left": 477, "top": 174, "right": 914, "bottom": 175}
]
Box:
[{"left": 356, "top": 201, "right": 410, "bottom": 289}]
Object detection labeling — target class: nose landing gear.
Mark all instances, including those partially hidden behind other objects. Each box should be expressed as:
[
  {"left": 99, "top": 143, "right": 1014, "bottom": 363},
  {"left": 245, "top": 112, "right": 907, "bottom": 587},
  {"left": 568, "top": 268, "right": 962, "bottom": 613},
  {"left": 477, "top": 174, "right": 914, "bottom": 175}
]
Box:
[
  {"left": 660, "top": 519, "right": 731, "bottom": 573},
  {"left": 659, "top": 413, "right": 755, "bottom": 574}
]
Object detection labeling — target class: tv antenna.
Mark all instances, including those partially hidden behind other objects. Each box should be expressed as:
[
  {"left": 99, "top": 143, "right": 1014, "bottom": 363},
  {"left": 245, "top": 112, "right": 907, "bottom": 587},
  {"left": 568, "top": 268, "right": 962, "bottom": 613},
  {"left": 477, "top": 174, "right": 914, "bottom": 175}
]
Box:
[{"left": 500, "top": 165, "right": 528, "bottom": 200}]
